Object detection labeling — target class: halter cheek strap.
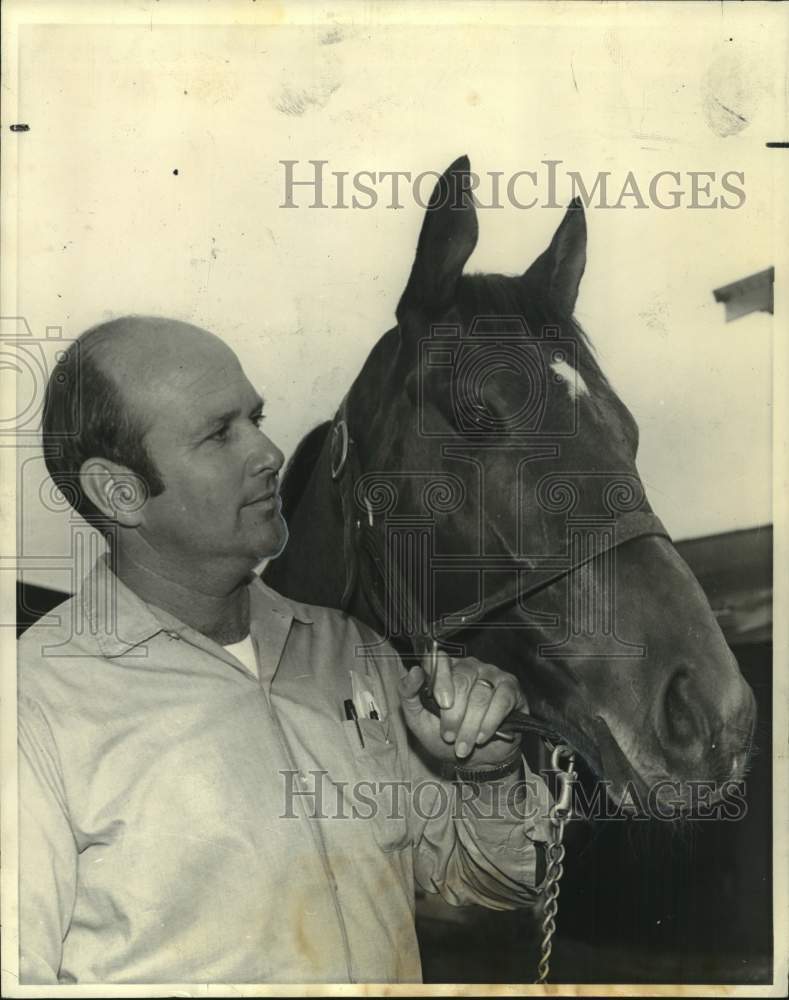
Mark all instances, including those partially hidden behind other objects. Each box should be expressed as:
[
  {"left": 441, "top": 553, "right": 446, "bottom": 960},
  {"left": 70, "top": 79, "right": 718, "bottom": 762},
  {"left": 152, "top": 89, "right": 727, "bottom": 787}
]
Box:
[
  {"left": 328, "top": 394, "right": 671, "bottom": 749},
  {"left": 329, "top": 413, "right": 360, "bottom": 610},
  {"left": 353, "top": 504, "right": 670, "bottom": 647},
  {"left": 330, "top": 394, "right": 670, "bottom": 632}
]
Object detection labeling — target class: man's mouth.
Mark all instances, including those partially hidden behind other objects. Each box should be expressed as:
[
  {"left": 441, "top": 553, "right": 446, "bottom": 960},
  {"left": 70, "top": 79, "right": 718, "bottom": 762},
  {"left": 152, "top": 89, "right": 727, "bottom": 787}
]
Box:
[{"left": 243, "top": 485, "right": 281, "bottom": 509}]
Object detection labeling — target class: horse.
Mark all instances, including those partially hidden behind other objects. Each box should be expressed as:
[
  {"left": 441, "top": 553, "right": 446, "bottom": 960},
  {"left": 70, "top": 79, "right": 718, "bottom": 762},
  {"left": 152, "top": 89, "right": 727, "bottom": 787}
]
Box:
[{"left": 264, "top": 155, "right": 756, "bottom": 810}]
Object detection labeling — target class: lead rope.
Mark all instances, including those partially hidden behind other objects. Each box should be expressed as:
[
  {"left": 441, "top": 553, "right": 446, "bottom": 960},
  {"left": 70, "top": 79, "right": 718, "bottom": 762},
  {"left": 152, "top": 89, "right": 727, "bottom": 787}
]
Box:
[{"left": 535, "top": 743, "right": 577, "bottom": 984}]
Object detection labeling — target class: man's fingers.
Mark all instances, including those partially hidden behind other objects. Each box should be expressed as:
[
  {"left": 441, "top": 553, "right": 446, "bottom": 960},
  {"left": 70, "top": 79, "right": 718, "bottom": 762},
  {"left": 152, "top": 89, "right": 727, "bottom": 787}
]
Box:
[
  {"left": 475, "top": 681, "right": 520, "bottom": 746},
  {"left": 399, "top": 655, "right": 526, "bottom": 765},
  {"left": 422, "top": 647, "right": 454, "bottom": 710},
  {"left": 398, "top": 664, "right": 426, "bottom": 715},
  {"left": 453, "top": 677, "right": 500, "bottom": 757},
  {"left": 438, "top": 668, "right": 475, "bottom": 747}
]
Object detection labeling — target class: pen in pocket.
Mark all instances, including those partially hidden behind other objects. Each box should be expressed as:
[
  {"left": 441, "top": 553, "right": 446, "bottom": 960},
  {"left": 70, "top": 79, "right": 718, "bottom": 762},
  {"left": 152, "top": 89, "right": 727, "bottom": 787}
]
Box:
[{"left": 344, "top": 698, "right": 365, "bottom": 748}]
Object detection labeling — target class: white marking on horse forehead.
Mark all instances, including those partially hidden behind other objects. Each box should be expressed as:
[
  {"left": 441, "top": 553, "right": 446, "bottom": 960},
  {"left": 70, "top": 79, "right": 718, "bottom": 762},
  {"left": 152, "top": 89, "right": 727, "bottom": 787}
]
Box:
[{"left": 550, "top": 359, "right": 590, "bottom": 400}]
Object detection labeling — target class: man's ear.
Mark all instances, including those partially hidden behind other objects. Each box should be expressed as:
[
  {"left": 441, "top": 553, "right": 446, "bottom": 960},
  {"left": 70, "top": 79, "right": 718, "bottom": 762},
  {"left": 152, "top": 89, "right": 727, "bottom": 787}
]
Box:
[{"left": 79, "top": 458, "right": 149, "bottom": 527}]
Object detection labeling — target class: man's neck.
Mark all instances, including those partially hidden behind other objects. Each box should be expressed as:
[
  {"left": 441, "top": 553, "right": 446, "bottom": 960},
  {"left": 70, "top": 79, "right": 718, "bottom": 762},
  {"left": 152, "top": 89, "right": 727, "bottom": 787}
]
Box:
[{"left": 110, "top": 544, "right": 253, "bottom": 646}]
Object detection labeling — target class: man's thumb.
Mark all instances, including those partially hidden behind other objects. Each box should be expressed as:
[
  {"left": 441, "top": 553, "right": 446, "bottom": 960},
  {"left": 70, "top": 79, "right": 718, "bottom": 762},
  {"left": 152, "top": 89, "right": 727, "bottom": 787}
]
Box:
[{"left": 398, "top": 665, "right": 426, "bottom": 716}]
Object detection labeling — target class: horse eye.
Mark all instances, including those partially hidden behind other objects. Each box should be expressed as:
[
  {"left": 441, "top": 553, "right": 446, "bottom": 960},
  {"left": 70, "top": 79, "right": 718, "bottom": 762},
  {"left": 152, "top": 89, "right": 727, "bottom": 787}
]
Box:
[{"left": 480, "top": 369, "right": 536, "bottom": 423}]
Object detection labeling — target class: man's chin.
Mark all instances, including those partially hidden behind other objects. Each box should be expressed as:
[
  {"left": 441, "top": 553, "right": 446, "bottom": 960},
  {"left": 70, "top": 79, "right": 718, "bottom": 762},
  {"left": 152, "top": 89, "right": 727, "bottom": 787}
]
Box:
[
  {"left": 251, "top": 518, "right": 289, "bottom": 569},
  {"left": 267, "top": 520, "right": 289, "bottom": 560}
]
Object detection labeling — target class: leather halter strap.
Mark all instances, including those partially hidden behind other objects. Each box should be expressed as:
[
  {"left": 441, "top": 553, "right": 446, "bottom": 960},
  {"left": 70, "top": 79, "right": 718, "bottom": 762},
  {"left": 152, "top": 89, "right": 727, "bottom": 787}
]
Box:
[
  {"left": 330, "top": 393, "right": 670, "bottom": 636},
  {"left": 329, "top": 393, "right": 671, "bottom": 748}
]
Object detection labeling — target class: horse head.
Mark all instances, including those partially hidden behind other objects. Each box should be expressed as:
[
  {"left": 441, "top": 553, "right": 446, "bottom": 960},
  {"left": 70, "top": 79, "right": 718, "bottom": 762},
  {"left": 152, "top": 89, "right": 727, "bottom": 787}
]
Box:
[{"left": 341, "top": 155, "right": 756, "bottom": 807}]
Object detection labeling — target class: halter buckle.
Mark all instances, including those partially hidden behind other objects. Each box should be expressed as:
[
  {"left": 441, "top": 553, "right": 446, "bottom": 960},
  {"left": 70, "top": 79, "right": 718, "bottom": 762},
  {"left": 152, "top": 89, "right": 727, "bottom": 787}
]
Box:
[{"left": 330, "top": 420, "right": 350, "bottom": 480}]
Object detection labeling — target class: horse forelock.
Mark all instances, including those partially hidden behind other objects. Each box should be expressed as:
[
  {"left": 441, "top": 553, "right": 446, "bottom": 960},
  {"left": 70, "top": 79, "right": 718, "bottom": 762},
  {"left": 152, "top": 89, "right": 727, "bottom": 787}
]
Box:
[{"left": 454, "top": 272, "right": 604, "bottom": 380}]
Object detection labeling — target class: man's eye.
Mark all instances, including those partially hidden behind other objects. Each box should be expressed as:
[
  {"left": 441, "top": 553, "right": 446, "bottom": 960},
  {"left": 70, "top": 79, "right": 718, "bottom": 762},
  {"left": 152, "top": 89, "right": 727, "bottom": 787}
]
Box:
[
  {"left": 210, "top": 425, "right": 230, "bottom": 442},
  {"left": 252, "top": 413, "right": 265, "bottom": 428}
]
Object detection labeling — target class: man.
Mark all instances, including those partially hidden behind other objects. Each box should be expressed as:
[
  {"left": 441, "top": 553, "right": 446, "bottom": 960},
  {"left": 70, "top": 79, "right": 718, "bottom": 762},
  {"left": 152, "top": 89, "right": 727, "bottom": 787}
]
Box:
[{"left": 19, "top": 316, "right": 552, "bottom": 984}]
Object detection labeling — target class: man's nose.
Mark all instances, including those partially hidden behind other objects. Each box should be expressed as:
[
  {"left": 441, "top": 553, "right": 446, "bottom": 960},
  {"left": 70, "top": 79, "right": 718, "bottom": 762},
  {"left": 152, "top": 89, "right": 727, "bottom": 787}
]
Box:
[{"left": 248, "top": 429, "right": 285, "bottom": 475}]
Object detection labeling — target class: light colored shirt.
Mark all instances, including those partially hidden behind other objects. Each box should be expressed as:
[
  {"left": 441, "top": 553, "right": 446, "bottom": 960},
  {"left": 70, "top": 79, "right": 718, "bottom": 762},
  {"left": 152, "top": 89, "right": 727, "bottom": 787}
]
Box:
[
  {"left": 222, "top": 634, "right": 259, "bottom": 679},
  {"left": 18, "top": 555, "right": 552, "bottom": 985}
]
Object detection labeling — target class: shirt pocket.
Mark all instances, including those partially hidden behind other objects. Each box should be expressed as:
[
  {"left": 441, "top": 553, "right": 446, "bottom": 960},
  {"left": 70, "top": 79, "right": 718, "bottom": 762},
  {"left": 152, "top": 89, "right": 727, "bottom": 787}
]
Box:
[{"left": 340, "top": 718, "right": 409, "bottom": 853}]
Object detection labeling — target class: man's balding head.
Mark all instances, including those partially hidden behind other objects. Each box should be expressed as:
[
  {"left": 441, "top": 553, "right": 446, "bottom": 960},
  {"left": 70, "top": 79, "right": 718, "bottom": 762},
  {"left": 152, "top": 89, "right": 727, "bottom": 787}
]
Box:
[
  {"left": 43, "top": 315, "right": 234, "bottom": 525},
  {"left": 87, "top": 316, "right": 233, "bottom": 391}
]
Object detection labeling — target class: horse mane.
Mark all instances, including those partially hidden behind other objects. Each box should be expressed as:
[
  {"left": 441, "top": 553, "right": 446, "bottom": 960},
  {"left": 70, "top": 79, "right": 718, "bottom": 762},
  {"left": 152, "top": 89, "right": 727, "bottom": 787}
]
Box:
[{"left": 279, "top": 420, "right": 331, "bottom": 519}]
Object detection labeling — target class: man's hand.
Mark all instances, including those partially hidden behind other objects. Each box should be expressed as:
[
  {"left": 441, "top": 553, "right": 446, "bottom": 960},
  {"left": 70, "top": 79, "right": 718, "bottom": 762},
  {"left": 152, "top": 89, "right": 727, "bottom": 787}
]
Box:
[{"left": 398, "top": 648, "right": 527, "bottom": 765}]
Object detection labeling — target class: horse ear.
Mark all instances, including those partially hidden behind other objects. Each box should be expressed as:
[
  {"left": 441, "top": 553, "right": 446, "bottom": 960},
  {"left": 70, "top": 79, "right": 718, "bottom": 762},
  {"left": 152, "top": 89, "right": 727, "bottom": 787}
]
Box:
[
  {"left": 396, "top": 155, "right": 479, "bottom": 320},
  {"left": 524, "top": 197, "right": 586, "bottom": 315}
]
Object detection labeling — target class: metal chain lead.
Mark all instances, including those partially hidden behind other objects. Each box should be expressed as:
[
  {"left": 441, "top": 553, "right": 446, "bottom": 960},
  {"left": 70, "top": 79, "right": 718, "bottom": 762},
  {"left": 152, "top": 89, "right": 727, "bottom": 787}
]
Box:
[{"left": 535, "top": 743, "right": 577, "bottom": 985}]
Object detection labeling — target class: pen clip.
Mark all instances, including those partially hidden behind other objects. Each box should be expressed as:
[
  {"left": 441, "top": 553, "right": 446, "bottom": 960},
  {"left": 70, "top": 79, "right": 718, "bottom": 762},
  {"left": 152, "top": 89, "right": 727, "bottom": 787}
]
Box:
[{"left": 343, "top": 698, "right": 365, "bottom": 748}]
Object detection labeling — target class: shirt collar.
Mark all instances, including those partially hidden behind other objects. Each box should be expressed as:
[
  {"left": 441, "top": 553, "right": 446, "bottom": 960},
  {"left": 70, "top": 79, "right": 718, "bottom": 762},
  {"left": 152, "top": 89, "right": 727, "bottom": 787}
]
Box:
[
  {"left": 78, "top": 554, "right": 313, "bottom": 658},
  {"left": 249, "top": 576, "right": 314, "bottom": 626}
]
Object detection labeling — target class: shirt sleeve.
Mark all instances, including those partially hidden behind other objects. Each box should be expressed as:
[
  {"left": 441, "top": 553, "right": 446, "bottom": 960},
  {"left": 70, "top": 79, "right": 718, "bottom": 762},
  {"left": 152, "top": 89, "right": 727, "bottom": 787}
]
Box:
[
  {"left": 357, "top": 625, "right": 553, "bottom": 910},
  {"left": 18, "top": 694, "right": 78, "bottom": 984},
  {"left": 405, "top": 733, "right": 553, "bottom": 909}
]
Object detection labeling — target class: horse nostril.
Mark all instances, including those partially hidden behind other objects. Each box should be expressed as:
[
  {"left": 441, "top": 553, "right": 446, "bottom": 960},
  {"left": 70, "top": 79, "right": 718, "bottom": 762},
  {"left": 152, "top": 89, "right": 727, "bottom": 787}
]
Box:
[{"left": 662, "top": 669, "right": 701, "bottom": 746}]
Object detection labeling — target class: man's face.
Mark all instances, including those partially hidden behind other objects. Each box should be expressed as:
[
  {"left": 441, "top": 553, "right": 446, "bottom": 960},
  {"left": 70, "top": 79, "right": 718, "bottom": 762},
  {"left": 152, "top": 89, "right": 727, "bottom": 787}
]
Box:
[{"left": 127, "top": 333, "right": 288, "bottom": 573}]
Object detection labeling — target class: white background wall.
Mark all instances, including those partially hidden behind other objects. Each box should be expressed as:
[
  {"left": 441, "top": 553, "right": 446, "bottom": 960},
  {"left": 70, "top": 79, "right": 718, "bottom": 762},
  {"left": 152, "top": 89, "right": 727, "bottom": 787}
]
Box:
[{"left": 5, "top": 2, "right": 782, "bottom": 591}]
